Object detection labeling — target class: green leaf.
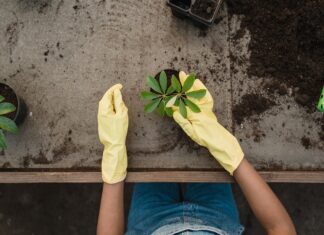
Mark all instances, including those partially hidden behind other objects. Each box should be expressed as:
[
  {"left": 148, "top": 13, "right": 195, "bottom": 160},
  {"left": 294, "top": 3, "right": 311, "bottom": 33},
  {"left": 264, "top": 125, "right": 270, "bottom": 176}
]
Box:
[
  {"left": 144, "top": 98, "right": 161, "bottom": 113},
  {"left": 0, "top": 95, "right": 5, "bottom": 103},
  {"left": 186, "top": 89, "right": 207, "bottom": 100},
  {"left": 165, "top": 107, "right": 174, "bottom": 117},
  {"left": 0, "top": 102, "right": 16, "bottom": 115},
  {"left": 140, "top": 91, "right": 160, "bottom": 100},
  {"left": 183, "top": 98, "right": 201, "bottom": 113},
  {"left": 174, "top": 97, "right": 180, "bottom": 106},
  {"left": 159, "top": 71, "right": 167, "bottom": 93},
  {"left": 179, "top": 99, "right": 187, "bottom": 118},
  {"left": 0, "top": 116, "right": 18, "bottom": 133},
  {"left": 146, "top": 75, "right": 162, "bottom": 93},
  {"left": 182, "top": 74, "right": 195, "bottom": 92},
  {"left": 171, "top": 75, "right": 181, "bottom": 92},
  {"left": 157, "top": 100, "right": 165, "bottom": 116},
  {"left": 166, "top": 95, "right": 177, "bottom": 107},
  {"left": 166, "top": 85, "right": 176, "bottom": 95},
  {"left": 0, "top": 130, "right": 7, "bottom": 149}
]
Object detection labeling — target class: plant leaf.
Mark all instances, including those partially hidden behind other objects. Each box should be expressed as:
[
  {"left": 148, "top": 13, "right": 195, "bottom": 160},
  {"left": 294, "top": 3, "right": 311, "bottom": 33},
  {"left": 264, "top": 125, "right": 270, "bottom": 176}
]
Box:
[
  {"left": 186, "top": 89, "right": 207, "bottom": 100},
  {"left": 0, "top": 130, "right": 7, "bottom": 149},
  {"left": 182, "top": 74, "right": 195, "bottom": 92},
  {"left": 174, "top": 97, "right": 180, "bottom": 106},
  {"left": 157, "top": 100, "right": 165, "bottom": 116},
  {"left": 171, "top": 75, "right": 181, "bottom": 92},
  {"left": 183, "top": 98, "right": 201, "bottom": 113},
  {"left": 0, "top": 116, "right": 18, "bottom": 133},
  {"left": 179, "top": 99, "right": 187, "bottom": 118},
  {"left": 0, "top": 95, "right": 5, "bottom": 103},
  {"left": 166, "top": 95, "right": 177, "bottom": 107},
  {"left": 144, "top": 98, "right": 161, "bottom": 113},
  {"left": 140, "top": 91, "right": 160, "bottom": 100},
  {"left": 165, "top": 107, "right": 174, "bottom": 117},
  {"left": 159, "top": 71, "right": 167, "bottom": 93},
  {"left": 166, "top": 85, "right": 176, "bottom": 95},
  {"left": 0, "top": 102, "right": 16, "bottom": 115},
  {"left": 146, "top": 75, "right": 162, "bottom": 93}
]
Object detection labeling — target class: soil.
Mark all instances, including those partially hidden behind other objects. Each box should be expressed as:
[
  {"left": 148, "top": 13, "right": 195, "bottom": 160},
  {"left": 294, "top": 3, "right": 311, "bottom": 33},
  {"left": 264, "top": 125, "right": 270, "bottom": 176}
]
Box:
[
  {"left": 301, "top": 136, "right": 311, "bottom": 149},
  {"left": 229, "top": 0, "right": 324, "bottom": 111},
  {"left": 191, "top": 0, "right": 217, "bottom": 20},
  {"left": 233, "top": 93, "right": 276, "bottom": 124},
  {"left": 0, "top": 83, "right": 18, "bottom": 120}
]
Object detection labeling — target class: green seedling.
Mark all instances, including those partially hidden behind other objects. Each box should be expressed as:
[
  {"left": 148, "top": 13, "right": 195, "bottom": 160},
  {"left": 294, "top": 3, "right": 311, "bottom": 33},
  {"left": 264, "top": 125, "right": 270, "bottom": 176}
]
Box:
[
  {"left": 140, "top": 71, "right": 206, "bottom": 118},
  {"left": 0, "top": 95, "right": 18, "bottom": 150},
  {"left": 317, "top": 86, "right": 324, "bottom": 112}
]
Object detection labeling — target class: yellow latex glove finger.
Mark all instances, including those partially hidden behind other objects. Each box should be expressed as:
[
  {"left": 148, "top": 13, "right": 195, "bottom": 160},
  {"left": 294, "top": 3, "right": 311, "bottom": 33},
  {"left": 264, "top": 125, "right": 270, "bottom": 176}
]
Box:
[
  {"left": 98, "top": 84, "right": 128, "bottom": 184},
  {"left": 98, "top": 84, "right": 122, "bottom": 115}
]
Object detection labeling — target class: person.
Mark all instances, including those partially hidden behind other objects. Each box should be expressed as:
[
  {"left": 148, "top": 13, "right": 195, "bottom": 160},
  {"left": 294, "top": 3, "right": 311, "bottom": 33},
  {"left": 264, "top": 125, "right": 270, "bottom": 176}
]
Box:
[{"left": 96, "top": 72, "right": 296, "bottom": 235}]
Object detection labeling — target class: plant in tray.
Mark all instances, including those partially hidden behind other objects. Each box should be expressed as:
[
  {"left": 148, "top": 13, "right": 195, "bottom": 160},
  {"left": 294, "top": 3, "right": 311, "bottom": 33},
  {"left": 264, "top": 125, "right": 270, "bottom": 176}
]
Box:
[
  {"left": 140, "top": 70, "right": 207, "bottom": 118},
  {"left": 0, "top": 95, "right": 18, "bottom": 150}
]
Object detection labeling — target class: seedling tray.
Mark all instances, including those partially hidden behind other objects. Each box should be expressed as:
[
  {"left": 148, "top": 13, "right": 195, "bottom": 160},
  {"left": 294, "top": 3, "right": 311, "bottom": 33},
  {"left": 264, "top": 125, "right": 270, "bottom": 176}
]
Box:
[{"left": 167, "top": 0, "right": 224, "bottom": 27}]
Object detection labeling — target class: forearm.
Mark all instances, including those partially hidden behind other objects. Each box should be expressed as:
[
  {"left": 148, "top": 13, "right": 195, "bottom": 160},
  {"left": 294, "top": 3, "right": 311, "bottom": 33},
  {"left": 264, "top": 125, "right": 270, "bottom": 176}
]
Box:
[
  {"left": 233, "top": 159, "right": 296, "bottom": 235},
  {"left": 97, "top": 182, "right": 125, "bottom": 235}
]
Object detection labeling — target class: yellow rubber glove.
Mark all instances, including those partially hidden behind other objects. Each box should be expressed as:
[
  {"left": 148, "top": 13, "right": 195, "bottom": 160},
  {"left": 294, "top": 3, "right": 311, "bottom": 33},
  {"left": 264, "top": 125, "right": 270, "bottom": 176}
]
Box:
[
  {"left": 98, "top": 84, "right": 128, "bottom": 184},
  {"left": 173, "top": 72, "right": 244, "bottom": 175}
]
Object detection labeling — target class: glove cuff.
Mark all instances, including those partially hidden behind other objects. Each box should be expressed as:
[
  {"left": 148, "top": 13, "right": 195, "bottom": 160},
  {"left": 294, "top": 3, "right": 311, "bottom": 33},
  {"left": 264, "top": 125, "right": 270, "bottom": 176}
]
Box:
[{"left": 101, "top": 145, "right": 128, "bottom": 184}]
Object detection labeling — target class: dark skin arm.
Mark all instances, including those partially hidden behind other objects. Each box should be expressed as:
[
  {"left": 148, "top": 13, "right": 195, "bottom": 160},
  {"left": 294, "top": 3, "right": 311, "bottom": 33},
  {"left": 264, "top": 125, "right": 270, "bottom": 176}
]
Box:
[
  {"left": 234, "top": 159, "right": 296, "bottom": 235},
  {"left": 97, "top": 182, "right": 124, "bottom": 235}
]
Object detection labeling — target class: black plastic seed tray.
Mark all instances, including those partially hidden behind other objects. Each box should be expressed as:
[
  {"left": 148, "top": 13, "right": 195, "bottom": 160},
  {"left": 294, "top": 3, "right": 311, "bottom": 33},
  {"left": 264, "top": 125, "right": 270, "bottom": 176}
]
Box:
[{"left": 167, "top": 0, "right": 224, "bottom": 27}]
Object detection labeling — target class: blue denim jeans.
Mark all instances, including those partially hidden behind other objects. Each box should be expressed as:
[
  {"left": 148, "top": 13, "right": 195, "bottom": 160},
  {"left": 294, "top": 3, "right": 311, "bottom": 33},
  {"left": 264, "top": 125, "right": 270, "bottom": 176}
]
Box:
[{"left": 126, "top": 183, "right": 244, "bottom": 235}]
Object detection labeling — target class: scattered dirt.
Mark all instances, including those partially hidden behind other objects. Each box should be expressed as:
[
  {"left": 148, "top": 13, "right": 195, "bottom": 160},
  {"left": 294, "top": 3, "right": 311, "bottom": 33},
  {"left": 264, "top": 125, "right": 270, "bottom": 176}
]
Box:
[
  {"left": 22, "top": 155, "right": 31, "bottom": 167},
  {"left": 233, "top": 93, "right": 275, "bottom": 124},
  {"left": 191, "top": 0, "right": 217, "bottom": 20},
  {"left": 52, "top": 135, "right": 78, "bottom": 162},
  {"left": 229, "top": 0, "right": 324, "bottom": 110},
  {"left": 0, "top": 83, "right": 18, "bottom": 120},
  {"left": 301, "top": 136, "right": 311, "bottom": 149},
  {"left": 32, "top": 151, "right": 50, "bottom": 164}
]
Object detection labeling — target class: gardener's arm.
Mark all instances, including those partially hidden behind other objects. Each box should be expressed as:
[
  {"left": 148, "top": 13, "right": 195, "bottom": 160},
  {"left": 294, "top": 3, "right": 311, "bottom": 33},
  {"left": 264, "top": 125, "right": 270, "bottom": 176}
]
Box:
[
  {"left": 172, "top": 72, "right": 296, "bottom": 235},
  {"left": 96, "top": 84, "right": 129, "bottom": 235},
  {"left": 234, "top": 159, "right": 296, "bottom": 235},
  {"left": 97, "top": 182, "right": 125, "bottom": 235}
]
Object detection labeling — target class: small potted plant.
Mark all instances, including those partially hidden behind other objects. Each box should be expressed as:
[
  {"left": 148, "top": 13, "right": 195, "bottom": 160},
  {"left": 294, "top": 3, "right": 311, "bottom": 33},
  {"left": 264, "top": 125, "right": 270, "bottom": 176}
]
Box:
[
  {"left": 140, "top": 69, "right": 207, "bottom": 118},
  {"left": 0, "top": 83, "right": 27, "bottom": 150}
]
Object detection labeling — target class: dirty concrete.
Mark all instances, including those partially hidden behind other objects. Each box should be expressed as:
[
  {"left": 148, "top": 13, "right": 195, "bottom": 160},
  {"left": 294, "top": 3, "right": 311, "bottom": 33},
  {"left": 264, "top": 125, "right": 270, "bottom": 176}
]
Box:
[
  {"left": 0, "top": 0, "right": 230, "bottom": 170},
  {"left": 0, "top": 183, "right": 323, "bottom": 234},
  {"left": 229, "top": 15, "right": 323, "bottom": 170},
  {"left": 0, "top": 0, "right": 322, "bottom": 171}
]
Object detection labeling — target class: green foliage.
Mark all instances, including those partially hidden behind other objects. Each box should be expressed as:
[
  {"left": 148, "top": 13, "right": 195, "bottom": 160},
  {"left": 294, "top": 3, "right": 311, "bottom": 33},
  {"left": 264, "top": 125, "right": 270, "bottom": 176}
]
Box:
[
  {"left": 186, "top": 89, "right": 206, "bottom": 99},
  {"left": 0, "top": 95, "right": 18, "bottom": 150},
  {"left": 140, "top": 71, "right": 207, "bottom": 119}
]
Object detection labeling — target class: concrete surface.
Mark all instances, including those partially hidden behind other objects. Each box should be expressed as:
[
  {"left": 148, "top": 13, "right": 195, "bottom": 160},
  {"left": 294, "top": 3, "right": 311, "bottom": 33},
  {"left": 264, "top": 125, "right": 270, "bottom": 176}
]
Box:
[
  {"left": 0, "top": 0, "right": 322, "bottom": 171},
  {"left": 0, "top": 0, "right": 231, "bottom": 170},
  {"left": 0, "top": 183, "right": 323, "bottom": 234}
]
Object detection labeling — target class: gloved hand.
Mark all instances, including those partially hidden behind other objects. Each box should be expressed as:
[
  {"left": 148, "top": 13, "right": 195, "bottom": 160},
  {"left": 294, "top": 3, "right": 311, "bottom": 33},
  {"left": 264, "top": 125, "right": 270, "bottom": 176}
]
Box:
[
  {"left": 98, "top": 84, "right": 128, "bottom": 184},
  {"left": 173, "top": 72, "right": 244, "bottom": 175}
]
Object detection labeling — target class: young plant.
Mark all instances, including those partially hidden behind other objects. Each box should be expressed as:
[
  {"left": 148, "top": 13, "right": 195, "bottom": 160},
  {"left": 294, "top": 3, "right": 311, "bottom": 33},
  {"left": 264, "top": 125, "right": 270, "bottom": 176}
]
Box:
[
  {"left": 0, "top": 95, "right": 18, "bottom": 150},
  {"left": 140, "top": 71, "right": 207, "bottom": 118}
]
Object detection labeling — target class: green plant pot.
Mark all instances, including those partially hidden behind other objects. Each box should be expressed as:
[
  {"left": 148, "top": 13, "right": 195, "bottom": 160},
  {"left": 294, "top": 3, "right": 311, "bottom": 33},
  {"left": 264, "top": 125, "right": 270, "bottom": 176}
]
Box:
[{"left": 0, "top": 83, "right": 27, "bottom": 125}]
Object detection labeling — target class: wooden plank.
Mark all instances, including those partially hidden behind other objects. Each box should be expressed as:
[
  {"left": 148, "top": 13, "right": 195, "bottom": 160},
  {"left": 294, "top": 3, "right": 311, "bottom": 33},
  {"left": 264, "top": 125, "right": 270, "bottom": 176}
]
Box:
[{"left": 0, "top": 171, "right": 323, "bottom": 183}]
